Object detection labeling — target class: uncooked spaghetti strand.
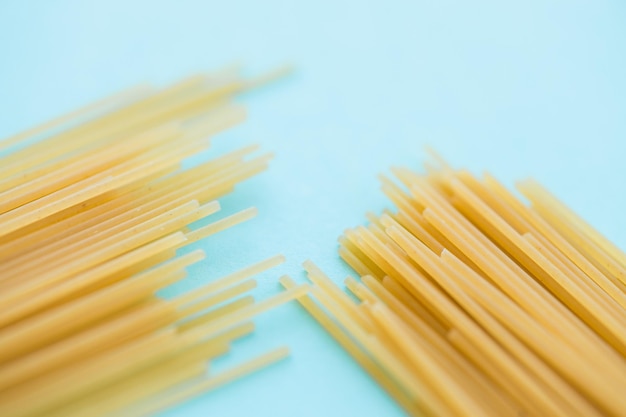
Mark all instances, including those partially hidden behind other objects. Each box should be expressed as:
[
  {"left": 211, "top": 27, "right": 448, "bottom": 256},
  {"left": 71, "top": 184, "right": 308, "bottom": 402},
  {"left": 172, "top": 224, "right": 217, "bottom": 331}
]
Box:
[
  {"left": 388, "top": 222, "right": 608, "bottom": 415},
  {"left": 63, "top": 339, "right": 235, "bottom": 417},
  {"left": 357, "top": 226, "right": 569, "bottom": 417},
  {"left": 438, "top": 249, "right": 617, "bottom": 416},
  {"left": 379, "top": 211, "right": 484, "bottom": 281},
  {"left": 177, "top": 296, "right": 256, "bottom": 332},
  {"left": 344, "top": 281, "right": 479, "bottom": 409},
  {"left": 0, "top": 83, "right": 152, "bottom": 152},
  {"left": 0, "top": 147, "right": 262, "bottom": 258},
  {"left": 329, "top": 283, "right": 457, "bottom": 416},
  {"left": 280, "top": 275, "right": 424, "bottom": 417},
  {"left": 0, "top": 157, "right": 175, "bottom": 239},
  {"left": 316, "top": 156, "right": 626, "bottom": 417},
  {"left": 0, "top": 234, "right": 190, "bottom": 329},
  {"left": 419, "top": 177, "right": 625, "bottom": 358},
  {"left": 125, "top": 347, "right": 290, "bottom": 417},
  {"left": 51, "top": 322, "right": 257, "bottom": 417},
  {"left": 0, "top": 122, "right": 181, "bottom": 209},
  {"left": 179, "top": 279, "right": 258, "bottom": 317},
  {"left": 303, "top": 260, "right": 374, "bottom": 332},
  {"left": 183, "top": 207, "right": 259, "bottom": 246},
  {"left": 48, "top": 361, "right": 206, "bottom": 417},
  {"left": 356, "top": 276, "right": 523, "bottom": 417},
  {"left": 339, "top": 238, "right": 380, "bottom": 278},
  {"left": 0, "top": 192, "right": 213, "bottom": 267},
  {"left": 527, "top": 192, "right": 626, "bottom": 290},
  {"left": 0, "top": 67, "right": 293, "bottom": 417},
  {"left": 307, "top": 280, "right": 453, "bottom": 416},
  {"left": 474, "top": 173, "right": 626, "bottom": 307},
  {"left": 413, "top": 181, "right": 589, "bottom": 345},
  {"left": 0, "top": 328, "right": 183, "bottom": 417},
  {"left": 0, "top": 162, "right": 180, "bottom": 243},
  {"left": 74, "top": 320, "right": 257, "bottom": 417},
  {"left": 522, "top": 231, "right": 626, "bottom": 338},
  {"left": 174, "top": 254, "right": 285, "bottom": 306},
  {"left": 0, "top": 250, "right": 204, "bottom": 358},
  {"left": 0, "top": 200, "right": 204, "bottom": 291},
  {"left": 4, "top": 243, "right": 183, "bottom": 326},
  {"left": 421, "top": 205, "right": 625, "bottom": 375},
  {"left": 0, "top": 298, "right": 180, "bottom": 392},
  {"left": 518, "top": 178, "right": 626, "bottom": 272},
  {"left": 0, "top": 69, "right": 226, "bottom": 166},
  {"left": 0, "top": 120, "right": 177, "bottom": 196},
  {"left": 184, "top": 283, "right": 311, "bottom": 341},
  {"left": 345, "top": 228, "right": 453, "bottom": 330},
  {"left": 356, "top": 229, "right": 544, "bottom": 414},
  {"left": 521, "top": 232, "right": 626, "bottom": 354},
  {"left": 379, "top": 173, "right": 426, "bottom": 214},
  {"left": 453, "top": 173, "right": 626, "bottom": 318},
  {"left": 0, "top": 75, "right": 201, "bottom": 178},
  {"left": 358, "top": 276, "right": 445, "bottom": 342},
  {"left": 343, "top": 229, "right": 409, "bottom": 288},
  {"left": 0, "top": 126, "right": 212, "bottom": 234},
  {"left": 380, "top": 275, "right": 450, "bottom": 334},
  {"left": 368, "top": 302, "right": 496, "bottom": 417},
  {"left": 447, "top": 177, "right": 626, "bottom": 352},
  {"left": 31, "top": 199, "right": 213, "bottom": 278},
  {"left": 0, "top": 199, "right": 204, "bottom": 280}
]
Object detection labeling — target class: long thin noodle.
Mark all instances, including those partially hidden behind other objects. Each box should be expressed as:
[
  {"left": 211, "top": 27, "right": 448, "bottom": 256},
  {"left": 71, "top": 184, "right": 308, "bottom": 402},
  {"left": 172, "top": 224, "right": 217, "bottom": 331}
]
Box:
[
  {"left": 0, "top": 67, "right": 302, "bottom": 417},
  {"left": 285, "top": 155, "right": 626, "bottom": 417}
]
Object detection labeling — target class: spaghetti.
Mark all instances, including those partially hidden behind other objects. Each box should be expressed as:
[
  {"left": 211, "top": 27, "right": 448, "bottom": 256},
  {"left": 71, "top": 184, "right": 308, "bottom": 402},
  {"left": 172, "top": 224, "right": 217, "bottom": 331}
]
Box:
[
  {"left": 0, "top": 67, "right": 304, "bottom": 417},
  {"left": 286, "top": 154, "right": 626, "bottom": 417}
]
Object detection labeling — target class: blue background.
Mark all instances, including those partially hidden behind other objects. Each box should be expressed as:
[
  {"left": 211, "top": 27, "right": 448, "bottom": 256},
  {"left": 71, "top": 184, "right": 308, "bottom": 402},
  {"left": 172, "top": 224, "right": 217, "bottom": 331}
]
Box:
[{"left": 1, "top": 1, "right": 625, "bottom": 416}]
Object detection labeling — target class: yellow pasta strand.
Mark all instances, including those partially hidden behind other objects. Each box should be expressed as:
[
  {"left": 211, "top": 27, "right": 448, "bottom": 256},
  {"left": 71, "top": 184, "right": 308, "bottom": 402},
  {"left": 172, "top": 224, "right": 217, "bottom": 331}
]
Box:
[
  {"left": 286, "top": 154, "right": 626, "bottom": 417},
  {"left": 0, "top": 67, "right": 299, "bottom": 417}
]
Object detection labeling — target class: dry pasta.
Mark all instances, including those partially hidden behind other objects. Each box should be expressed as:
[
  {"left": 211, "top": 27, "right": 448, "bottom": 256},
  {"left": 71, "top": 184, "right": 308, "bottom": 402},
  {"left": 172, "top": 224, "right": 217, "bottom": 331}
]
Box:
[
  {"left": 285, "top": 153, "right": 626, "bottom": 417},
  {"left": 0, "top": 66, "right": 306, "bottom": 417}
]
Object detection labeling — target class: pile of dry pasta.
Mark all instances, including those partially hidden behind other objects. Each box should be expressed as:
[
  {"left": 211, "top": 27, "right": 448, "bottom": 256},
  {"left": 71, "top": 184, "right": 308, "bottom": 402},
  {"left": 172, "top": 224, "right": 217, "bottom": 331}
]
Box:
[
  {"left": 0, "top": 68, "right": 307, "bottom": 417},
  {"left": 4, "top": 66, "right": 626, "bottom": 417},
  {"left": 287, "top": 156, "right": 626, "bottom": 417}
]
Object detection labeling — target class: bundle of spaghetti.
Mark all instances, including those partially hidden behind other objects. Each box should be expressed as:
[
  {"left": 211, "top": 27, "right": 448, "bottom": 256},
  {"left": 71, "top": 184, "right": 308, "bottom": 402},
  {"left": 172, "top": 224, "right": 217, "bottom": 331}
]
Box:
[
  {"left": 0, "top": 67, "right": 306, "bottom": 416},
  {"left": 284, "top": 156, "right": 626, "bottom": 417}
]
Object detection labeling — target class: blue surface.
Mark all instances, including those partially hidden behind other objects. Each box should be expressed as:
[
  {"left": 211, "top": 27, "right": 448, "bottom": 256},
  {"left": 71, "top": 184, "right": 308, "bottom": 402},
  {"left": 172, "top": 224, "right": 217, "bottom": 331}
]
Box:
[{"left": 1, "top": 1, "right": 626, "bottom": 416}]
